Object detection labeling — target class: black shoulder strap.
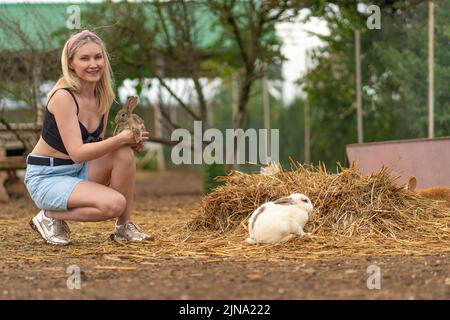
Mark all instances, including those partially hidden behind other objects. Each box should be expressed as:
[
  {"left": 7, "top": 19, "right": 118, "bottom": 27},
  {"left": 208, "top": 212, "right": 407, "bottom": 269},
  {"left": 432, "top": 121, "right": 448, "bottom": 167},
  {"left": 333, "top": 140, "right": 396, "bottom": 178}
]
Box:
[
  {"left": 46, "top": 88, "right": 80, "bottom": 115},
  {"left": 61, "top": 88, "right": 80, "bottom": 115}
]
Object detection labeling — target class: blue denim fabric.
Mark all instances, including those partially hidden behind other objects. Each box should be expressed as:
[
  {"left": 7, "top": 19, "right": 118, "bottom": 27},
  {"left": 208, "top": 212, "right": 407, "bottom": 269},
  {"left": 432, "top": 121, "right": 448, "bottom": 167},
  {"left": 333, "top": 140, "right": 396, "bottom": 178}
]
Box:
[{"left": 24, "top": 156, "right": 89, "bottom": 211}]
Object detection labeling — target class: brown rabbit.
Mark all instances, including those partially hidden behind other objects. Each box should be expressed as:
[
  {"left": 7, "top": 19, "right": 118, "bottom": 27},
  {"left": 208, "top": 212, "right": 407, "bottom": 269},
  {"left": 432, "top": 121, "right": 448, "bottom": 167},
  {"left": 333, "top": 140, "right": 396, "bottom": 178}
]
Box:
[
  {"left": 407, "top": 176, "right": 450, "bottom": 209},
  {"left": 113, "top": 96, "right": 146, "bottom": 143}
]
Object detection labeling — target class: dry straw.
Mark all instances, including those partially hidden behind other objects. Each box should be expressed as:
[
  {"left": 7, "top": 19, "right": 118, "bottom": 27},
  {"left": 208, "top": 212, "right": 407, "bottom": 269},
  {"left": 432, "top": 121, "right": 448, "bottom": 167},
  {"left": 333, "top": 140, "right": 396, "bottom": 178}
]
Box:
[
  {"left": 1, "top": 161, "right": 449, "bottom": 267},
  {"left": 187, "top": 160, "right": 450, "bottom": 258}
]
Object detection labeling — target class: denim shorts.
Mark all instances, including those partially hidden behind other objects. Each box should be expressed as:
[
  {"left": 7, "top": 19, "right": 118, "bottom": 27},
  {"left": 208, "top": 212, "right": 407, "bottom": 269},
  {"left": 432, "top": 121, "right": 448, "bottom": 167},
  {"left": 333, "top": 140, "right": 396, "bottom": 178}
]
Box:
[{"left": 24, "top": 155, "right": 89, "bottom": 211}]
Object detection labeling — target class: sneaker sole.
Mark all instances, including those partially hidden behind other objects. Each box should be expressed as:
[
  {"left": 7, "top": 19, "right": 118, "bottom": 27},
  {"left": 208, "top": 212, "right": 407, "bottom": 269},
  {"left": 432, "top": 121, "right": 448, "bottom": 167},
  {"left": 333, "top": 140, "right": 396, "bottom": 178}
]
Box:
[
  {"left": 29, "top": 217, "right": 71, "bottom": 246},
  {"left": 110, "top": 233, "right": 154, "bottom": 242}
]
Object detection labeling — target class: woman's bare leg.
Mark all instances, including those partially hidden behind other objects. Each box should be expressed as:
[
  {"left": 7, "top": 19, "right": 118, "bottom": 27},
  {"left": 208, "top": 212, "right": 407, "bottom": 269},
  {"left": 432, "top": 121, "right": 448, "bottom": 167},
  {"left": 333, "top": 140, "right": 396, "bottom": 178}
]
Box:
[
  {"left": 46, "top": 146, "right": 135, "bottom": 223},
  {"left": 87, "top": 146, "right": 136, "bottom": 225},
  {"left": 46, "top": 180, "right": 126, "bottom": 221}
]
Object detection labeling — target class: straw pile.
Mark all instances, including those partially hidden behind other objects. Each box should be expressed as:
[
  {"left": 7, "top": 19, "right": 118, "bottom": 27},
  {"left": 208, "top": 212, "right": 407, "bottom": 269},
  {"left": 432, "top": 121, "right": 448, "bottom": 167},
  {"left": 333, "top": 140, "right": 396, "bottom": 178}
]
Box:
[{"left": 188, "top": 161, "right": 450, "bottom": 246}]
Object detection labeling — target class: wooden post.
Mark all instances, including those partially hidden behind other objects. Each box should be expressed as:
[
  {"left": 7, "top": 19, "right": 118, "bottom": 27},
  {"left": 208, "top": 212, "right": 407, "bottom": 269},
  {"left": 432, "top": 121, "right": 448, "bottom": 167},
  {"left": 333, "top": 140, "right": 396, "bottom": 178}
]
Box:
[
  {"left": 36, "top": 103, "right": 44, "bottom": 127},
  {"left": 304, "top": 98, "right": 311, "bottom": 165},
  {"left": 230, "top": 72, "right": 239, "bottom": 169},
  {"left": 170, "top": 105, "right": 177, "bottom": 126},
  {"left": 262, "top": 63, "right": 271, "bottom": 158},
  {"left": 428, "top": 0, "right": 434, "bottom": 138},
  {"left": 231, "top": 72, "right": 239, "bottom": 122},
  {"left": 154, "top": 89, "right": 166, "bottom": 171},
  {"left": 0, "top": 173, "right": 9, "bottom": 202},
  {"left": 355, "top": 30, "right": 363, "bottom": 143},
  {"left": 0, "top": 142, "right": 9, "bottom": 202},
  {"left": 304, "top": 50, "right": 311, "bottom": 165},
  {"left": 32, "top": 67, "right": 40, "bottom": 125},
  {"left": 206, "top": 101, "right": 213, "bottom": 128}
]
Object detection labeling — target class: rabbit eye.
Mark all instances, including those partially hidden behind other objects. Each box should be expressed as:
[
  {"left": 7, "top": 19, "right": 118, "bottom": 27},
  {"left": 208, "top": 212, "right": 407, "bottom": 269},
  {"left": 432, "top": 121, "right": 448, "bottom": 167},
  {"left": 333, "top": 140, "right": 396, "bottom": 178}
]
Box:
[{"left": 302, "top": 199, "right": 308, "bottom": 203}]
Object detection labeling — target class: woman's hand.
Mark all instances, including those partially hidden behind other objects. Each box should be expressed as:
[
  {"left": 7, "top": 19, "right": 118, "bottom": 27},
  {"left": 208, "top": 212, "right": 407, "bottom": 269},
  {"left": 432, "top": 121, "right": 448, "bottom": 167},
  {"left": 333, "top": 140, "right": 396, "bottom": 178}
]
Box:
[
  {"left": 140, "top": 127, "right": 150, "bottom": 142},
  {"left": 117, "top": 129, "right": 137, "bottom": 145},
  {"left": 131, "top": 141, "right": 145, "bottom": 153},
  {"left": 118, "top": 125, "right": 150, "bottom": 150},
  {"left": 131, "top": 125, "right": 149, "bottom": 153}
]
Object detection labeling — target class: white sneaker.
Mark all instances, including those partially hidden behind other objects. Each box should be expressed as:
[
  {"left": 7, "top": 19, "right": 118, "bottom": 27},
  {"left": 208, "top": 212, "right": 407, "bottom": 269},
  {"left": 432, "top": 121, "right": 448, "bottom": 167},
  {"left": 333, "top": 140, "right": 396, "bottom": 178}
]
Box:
[
  {"left": 112, "top": 221, "right": 154, "bottom": 242},
  {"left": 29, "top": 210, "right": 71, "bottom": 245}
]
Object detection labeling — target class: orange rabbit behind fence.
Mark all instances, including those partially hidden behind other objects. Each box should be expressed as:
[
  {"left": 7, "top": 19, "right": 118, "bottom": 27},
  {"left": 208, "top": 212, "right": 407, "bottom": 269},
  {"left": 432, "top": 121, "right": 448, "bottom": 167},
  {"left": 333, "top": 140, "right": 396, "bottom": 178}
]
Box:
[{"left": 407, "top": 176, "right": 450, "bottom": 209}]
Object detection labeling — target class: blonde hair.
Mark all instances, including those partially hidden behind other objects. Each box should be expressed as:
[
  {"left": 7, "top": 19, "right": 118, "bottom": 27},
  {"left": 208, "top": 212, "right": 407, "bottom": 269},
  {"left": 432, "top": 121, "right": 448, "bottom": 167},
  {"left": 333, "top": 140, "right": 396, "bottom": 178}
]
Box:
[{"left": 47, "top": 30, "right": 116, "bottom": 114}]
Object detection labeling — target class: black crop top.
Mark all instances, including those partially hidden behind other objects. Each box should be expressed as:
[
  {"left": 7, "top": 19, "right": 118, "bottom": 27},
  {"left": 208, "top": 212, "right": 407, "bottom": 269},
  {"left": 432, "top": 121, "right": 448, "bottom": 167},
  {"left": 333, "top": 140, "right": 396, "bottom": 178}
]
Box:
[{"left": 41, "top": 88, "right": 105, "bottom": 155}]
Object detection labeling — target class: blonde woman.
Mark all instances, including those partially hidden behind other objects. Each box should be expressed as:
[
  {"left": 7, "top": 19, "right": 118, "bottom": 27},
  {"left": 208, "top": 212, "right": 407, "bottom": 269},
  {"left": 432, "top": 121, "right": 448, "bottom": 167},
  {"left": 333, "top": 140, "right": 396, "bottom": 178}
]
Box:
[{"left": 24, "top": 30, "right": 153, "bottom": 245}]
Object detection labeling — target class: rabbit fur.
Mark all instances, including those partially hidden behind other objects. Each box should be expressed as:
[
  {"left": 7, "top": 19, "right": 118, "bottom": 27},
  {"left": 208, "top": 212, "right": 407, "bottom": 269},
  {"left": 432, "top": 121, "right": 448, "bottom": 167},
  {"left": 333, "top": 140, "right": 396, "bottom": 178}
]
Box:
[
  {"left": 246, "top": 193, "right": 314, "bottom": 244},
  {"left": 113, "top": 96, "right": 145, "bottom": 143},
  {"left": 407, "top": 176, "right": 450, "bottom": 209}
]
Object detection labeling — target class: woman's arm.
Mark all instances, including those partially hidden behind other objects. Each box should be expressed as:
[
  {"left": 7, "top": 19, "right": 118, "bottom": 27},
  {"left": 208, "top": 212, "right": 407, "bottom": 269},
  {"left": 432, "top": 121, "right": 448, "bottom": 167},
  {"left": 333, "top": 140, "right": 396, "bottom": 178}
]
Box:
[
  {"left": 50, "top": 90, "right": 135, "bottom": 163},
  {"left": 100, "top": 109, "right": 109, "bottom": 140}
]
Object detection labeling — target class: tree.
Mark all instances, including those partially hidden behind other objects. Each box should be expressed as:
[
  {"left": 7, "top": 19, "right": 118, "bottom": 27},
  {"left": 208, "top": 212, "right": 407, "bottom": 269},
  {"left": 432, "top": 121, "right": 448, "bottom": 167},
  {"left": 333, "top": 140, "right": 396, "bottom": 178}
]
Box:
[
  {"left": 0, "top": 6, "right": 60, "bottom": 123},
  {"left": 206, "top": 0, "right": 312, "bottom": 130},
  {"left": 301, "top": 0, "right": 446, "bottom": 167},
  {"left": 79, "top": 1, "right": 317, "bottom": 143}
]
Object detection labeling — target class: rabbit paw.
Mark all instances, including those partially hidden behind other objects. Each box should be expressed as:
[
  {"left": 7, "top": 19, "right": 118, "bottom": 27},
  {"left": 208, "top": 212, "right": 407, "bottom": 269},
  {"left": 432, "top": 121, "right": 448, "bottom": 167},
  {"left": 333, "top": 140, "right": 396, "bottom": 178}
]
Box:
[{"left": 245, "top": 237, "right": 256, "bottom": 245}]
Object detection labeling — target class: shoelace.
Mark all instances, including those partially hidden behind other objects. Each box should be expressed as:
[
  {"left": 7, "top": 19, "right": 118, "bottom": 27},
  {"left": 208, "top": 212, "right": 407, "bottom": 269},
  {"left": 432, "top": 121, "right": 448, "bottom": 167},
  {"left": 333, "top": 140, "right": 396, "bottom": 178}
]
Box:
[
  {"left": 127, "top": 221, "right": 144, "bottom": 234},
  {"left": 47, "top": 218, "right": 67, "bottom": 237}
]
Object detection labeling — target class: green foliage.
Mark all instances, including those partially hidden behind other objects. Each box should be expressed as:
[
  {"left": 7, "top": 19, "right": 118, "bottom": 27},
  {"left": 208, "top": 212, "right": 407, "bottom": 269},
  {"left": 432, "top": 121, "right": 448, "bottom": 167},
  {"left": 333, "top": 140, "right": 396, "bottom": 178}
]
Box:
[
  {"left": 207, "top": 77, "right": 306, "bottom": 170},
  {"left": 203, "top": 162, "right": 227, "bottom": 194},
  {"left": 302, "top": 1, "right": 449, "bottom": 168},
  {"left": 135, "top": 151, "right": 159, "bottom": 171}
]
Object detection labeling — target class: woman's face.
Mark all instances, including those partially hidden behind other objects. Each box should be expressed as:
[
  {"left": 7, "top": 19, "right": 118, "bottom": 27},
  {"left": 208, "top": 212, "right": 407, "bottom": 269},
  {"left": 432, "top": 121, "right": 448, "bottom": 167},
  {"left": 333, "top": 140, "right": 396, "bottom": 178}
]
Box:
[{"left": 69, "top": 41, "right": 104, "bottom": 84}]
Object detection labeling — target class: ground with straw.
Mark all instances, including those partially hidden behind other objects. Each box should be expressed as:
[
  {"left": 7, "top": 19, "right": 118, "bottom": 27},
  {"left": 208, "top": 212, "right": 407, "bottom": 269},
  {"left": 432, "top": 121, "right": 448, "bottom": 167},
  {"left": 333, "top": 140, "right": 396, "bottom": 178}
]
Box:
[{"left": 0, "top": 169, "right": 449, "bottom": 299}]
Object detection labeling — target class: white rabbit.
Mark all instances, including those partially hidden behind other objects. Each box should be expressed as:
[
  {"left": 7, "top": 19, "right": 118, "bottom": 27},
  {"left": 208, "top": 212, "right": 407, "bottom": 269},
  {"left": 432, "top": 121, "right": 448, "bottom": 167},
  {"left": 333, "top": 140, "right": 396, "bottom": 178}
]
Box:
[{"left": 245, "top": 193, "right": 314, "bottom": 244}]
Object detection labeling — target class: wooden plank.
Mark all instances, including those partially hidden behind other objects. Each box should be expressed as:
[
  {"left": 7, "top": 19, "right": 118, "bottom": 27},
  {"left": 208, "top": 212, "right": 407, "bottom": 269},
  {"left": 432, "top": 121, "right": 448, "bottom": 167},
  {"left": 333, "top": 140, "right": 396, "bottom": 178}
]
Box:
[
  {"left": 0, "top": 156, "right": 27, "bottom": 202},
  {"left": 0, "top": 172, "right": 9, "bottom": 202},
  {"left": 0, "top": 123, "right": 39, "bottom": 201},
  {"left": 0, "top": 123, "right": 42, "bottom": 131},
  {"left": 0, "top": 156, "right": 27, "bottom": 170}
]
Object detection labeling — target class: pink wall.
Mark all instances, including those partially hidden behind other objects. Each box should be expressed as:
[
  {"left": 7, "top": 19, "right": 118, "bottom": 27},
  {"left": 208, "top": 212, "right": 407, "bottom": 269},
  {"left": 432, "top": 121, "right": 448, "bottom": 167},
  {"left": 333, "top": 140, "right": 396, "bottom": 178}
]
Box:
[{"left": 346, "top": 137, "right": 450, "bottom": 189}]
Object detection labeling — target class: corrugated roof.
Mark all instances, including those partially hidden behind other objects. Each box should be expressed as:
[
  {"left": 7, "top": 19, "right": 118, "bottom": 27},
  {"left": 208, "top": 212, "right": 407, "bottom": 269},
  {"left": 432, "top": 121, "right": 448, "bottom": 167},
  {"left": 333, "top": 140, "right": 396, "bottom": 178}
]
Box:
[
  {"left": 0, "top": 3, "right": 85, "bottom": 51},
  {"left": 0, "top": 2, "right": 222, "bottom": 51}
]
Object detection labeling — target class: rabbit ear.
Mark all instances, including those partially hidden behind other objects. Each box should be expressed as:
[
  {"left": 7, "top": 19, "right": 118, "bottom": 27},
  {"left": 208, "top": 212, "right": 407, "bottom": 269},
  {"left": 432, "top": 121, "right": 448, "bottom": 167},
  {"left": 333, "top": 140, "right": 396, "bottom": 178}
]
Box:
[
  {"left": 127, "top": 96, "right": 138, "bottom": 111},
  {"left": 123, "top": 96, "right": 138, "bottom": 111},
  {"left": 274, "top": 196, "right": 295, "bottom": 205},
  {"left": 407, "top": 176, "right": 417, "bottom": 191}
]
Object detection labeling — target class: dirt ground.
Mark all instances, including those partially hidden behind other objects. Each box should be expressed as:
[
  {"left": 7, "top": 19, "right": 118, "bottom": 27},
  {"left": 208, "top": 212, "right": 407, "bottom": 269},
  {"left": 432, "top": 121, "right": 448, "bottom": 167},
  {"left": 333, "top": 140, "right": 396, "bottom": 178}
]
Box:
[{"left": 0, "top": 170, "right": 449, "bottom": 300}]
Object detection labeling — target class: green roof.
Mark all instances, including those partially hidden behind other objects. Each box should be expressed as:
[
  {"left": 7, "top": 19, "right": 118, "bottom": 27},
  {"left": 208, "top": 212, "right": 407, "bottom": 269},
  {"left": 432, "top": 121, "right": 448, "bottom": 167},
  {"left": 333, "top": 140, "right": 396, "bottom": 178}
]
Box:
[
  {"left": 0, "top": 2, "right": 86, "bottom": 51},
  {"left": 0, "top": 1, "right": 222, "bottom": 52}
]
